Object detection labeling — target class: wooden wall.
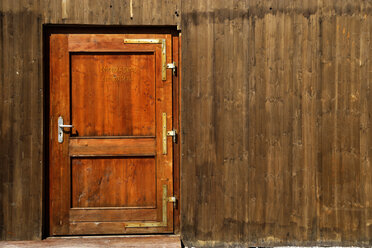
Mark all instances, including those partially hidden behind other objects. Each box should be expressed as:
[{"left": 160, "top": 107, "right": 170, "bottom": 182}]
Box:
[
  {"left": 1, "top": 0, "right": 372, "bottom": 246},
  {"left": 180, "top": 0, "right": 372, "bottom": 247},
  {"left": 0, "top": 0, "right": 180, "bottom": 240}
]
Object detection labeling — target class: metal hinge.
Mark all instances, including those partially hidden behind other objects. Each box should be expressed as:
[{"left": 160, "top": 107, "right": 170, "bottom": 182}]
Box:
[
  {"left": 166, "top": 62, "right": 177, "bottom": 76},
  {"left": 167, "top": 129, "right": 177, "bottom": 143},
  {"left": 168, "top": 196, "right": 177, "bottom": 208}
]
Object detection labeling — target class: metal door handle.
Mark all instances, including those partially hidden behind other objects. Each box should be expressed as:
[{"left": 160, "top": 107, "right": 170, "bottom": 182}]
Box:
[
  {"left": 59, "top": 124, "right": 73, "bottom": 128},
  {"left": 58, "top": 116, "right": 73, "bottom": 143}
]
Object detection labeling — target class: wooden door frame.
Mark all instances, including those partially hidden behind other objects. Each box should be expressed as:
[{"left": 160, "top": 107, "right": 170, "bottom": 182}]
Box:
[{"left": 43, "top": 25, "right": 181, "bottom": 237}]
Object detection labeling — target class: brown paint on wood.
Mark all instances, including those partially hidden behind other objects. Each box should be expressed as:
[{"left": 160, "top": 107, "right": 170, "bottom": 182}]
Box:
[
  {"left": 48, "top": 33, "right": 175, "bottom": 235},
  {"left": 69, "top": 208, "right": 157, "bottom": 222},
  {"left": 68, "top": 221, "right": 169, "bottom": 235},
  {"left": 71, "top": 52, "right": 156, "bottom": 136},
  {"left": 69, "top": 138, "right": 156, "bottom": 156},
  {"left": 71, "top": 157, "right": 156, "bottom": 208},
  {"left": 49, "top": 34, "right": 71, "bottom": 236},
  {"left": 1, "top": 0, "right": 372, "bottom": 246}
]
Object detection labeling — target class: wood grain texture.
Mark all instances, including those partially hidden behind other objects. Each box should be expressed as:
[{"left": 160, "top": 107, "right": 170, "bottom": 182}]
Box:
[
  {"left": 0, "top": 1, "right": 43, "bottom": 241},
  {"left": 0, "top": 0, "right": 180, "bottom": 240},
  {"left": 69, "top": 208, "right": 157, "bottom": 222},
  {"left": 69, "top": 138, "right": 156, "bottom": 156},
  {"left": 71, "top": 157, "right": 156, "bottom": 208},
  {"left": 48, "top": 33, "right": 175, "bottom": 235},
  {"left": 71, "top": 52, "right": 156, "bottom": 136},
  {"left": 1, "top": 0, "right": 372, "bottom": 245},
  {"left": 180, "top": 1, "right": 372, "bottom": 247},
  {"left": 49, "top": 34, "right": 70, "bottom": 236}
]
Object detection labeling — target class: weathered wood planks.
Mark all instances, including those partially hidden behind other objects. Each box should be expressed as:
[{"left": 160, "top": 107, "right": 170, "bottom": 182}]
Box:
[
  {"left": 1, "top": 0, "right": 372, "bottom": 246},
  {"left": 180, "top": 1, "right": 372, "bottom": 247},
  {"left": 0, "top": 0, "right": 181, "bottom": 240}
]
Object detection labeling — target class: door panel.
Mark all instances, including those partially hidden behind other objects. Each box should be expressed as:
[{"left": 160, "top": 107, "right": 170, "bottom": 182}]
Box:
[
  {"left": 71, "top": 52, "right": 156, "bottom": 136},
  {"left": 49, "top": 33, "right": 175, "bottom": 235},
  {"left": 71, "top": 157, "right": 156, "bottom": 208},
  {"left": 69, "top": 138, "right": 156, "bottom": 157}
]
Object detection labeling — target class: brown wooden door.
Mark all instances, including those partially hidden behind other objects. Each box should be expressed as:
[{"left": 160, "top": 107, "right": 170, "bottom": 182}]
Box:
[{"left": 49, "top": 34, "right": 176, "bottom": 235}]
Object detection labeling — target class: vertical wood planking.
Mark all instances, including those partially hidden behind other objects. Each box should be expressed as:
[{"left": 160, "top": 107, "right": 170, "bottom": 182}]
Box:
[
  {"left": 359, "top": 12, "right": 369, "bottom": 241},
  {"left": 319, "top": 12, "right": 338, "bottom": 243},
  {"left": 365, "top": 15, "right": 372, "bottom": 240},
  {"left": 0, "top": 0, "right": 180, "bottom": 240},
  {"left": 180, "top": 0, "right": 196, "bottom": 241},
  {"left": 1, "top": 0, "right": 372, "bottom": 244},
  {"left": 0, "top": 0, "right": 43, "bottom": 240},
  {"left": 301, "top": 14, "right": 321, "bottom": 241},
  {"left": 248, "top": 8, "right": 267, "bottom": 242},
  {"left": 39, "top": 0, "right": 180, "bottom": 26},
  {"left": 181, "top": 1, "right": 372, "bottom": 247}
]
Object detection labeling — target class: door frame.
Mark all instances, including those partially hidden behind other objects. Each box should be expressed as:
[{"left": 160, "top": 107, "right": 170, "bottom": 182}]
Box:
[{"left": 43, "top": 25, "right": 181, "bottom": 237}]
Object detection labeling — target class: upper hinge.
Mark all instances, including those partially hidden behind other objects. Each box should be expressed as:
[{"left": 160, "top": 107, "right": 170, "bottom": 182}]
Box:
[
  {"left": 166, "top": 62, "right": 177, "bottom": 76},
  {"left": 167, "top": 129, "right": 177, "bottom": 143}
]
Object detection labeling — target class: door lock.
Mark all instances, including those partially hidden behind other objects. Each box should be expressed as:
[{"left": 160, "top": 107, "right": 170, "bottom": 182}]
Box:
[{"left": 58, "top": 116, "right": 73, "bottom": 143}]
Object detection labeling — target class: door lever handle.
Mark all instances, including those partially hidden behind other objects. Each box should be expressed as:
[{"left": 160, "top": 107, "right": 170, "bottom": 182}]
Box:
[
  {"left": 58, "top": 116, "right": 73, "bottom": 143},
  {"left": 58, "top": 124, "right": 73, "bottom": 128}
]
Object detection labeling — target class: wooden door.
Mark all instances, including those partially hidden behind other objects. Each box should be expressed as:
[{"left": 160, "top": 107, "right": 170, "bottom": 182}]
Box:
[{"left": 49, "top": 34, "right": 176, "bottom": 235}]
